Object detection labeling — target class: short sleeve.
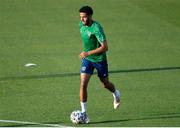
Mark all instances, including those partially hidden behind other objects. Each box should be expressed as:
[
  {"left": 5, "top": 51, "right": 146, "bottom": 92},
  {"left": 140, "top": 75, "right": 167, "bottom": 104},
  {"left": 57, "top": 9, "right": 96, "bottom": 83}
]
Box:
[{"left": 94, "top": 24, "right": 106, "bottom": 43}]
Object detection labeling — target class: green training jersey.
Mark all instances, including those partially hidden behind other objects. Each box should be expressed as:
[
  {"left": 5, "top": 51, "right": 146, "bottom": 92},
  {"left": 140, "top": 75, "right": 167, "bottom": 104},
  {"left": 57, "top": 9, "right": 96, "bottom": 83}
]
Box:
[{"left": 79, "top": 21, "right": 107, "bottom": 62}]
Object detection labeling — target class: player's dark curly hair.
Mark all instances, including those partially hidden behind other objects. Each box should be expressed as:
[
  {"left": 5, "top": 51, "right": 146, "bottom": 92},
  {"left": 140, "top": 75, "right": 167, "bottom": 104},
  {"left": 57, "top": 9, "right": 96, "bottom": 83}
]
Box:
[{"left": 79, "top": 6, "right": 93, "bottom": 16}]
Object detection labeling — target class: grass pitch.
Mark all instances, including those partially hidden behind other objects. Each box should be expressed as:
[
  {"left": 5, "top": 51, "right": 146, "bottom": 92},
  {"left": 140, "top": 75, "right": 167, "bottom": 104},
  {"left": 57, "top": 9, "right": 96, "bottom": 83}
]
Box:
[{"left": 0, "top": 0, "right": 180, "bottom": 127}]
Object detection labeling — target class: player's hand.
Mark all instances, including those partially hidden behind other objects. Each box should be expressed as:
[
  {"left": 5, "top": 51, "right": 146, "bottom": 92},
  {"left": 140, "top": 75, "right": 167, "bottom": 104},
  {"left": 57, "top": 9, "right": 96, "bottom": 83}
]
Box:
[{"left": 79, "top": 52, "right": 90, "bottom": 59}]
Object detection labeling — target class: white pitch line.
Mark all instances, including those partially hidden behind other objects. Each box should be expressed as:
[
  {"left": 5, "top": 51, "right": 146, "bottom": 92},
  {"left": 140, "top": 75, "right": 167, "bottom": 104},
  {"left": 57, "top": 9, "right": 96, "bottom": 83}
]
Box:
[{"left": 0, "top": 119, "right": 70, "bottom": 127}]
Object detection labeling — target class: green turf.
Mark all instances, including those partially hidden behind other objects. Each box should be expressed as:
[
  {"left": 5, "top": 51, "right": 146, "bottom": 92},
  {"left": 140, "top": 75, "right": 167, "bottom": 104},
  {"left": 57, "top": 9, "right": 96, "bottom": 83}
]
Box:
[{"left": 0, "top": 0, "right": 180, "bottom": 127}]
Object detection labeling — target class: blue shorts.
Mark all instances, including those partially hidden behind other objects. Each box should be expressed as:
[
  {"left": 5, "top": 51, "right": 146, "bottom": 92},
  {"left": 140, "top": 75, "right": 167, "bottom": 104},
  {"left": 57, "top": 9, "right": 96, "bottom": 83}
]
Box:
[{"left": 80, "top": 59, "right": 108, "bottom": 78}]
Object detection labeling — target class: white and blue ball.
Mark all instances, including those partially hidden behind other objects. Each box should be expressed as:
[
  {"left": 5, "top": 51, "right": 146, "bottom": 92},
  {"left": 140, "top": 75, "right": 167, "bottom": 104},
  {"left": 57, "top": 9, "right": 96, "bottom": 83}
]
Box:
[{"left": 70, "top": 110, "right": 84, "bottom": 124}]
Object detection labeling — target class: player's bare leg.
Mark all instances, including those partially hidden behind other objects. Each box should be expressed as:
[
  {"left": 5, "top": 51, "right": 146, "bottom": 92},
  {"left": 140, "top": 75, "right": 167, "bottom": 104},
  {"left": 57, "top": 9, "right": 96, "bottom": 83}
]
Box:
[
  {"left": 100, "top": 77, "right": 121, "bottom": 109},
  {"left": 99, "top": 77, "right": 115, "bottom": 92},
  {"left": 80, "top": 73, "right": 91, "bottom": 123},
  {"left": 80, "top": 73, "right": 91, "bottom": 102}
]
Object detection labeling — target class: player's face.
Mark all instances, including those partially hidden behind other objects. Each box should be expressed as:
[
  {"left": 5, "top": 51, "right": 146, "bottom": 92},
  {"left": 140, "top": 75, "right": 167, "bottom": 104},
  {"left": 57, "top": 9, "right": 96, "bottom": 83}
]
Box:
[{"left": 80, "top": 12, "right": 91, "bottom": 26}]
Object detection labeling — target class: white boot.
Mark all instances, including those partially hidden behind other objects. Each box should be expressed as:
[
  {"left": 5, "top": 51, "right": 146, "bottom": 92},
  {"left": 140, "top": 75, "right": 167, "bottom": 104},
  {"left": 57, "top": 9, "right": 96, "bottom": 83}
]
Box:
[{"left": 113, "top": 90, "right": 121, "bottom": 109}]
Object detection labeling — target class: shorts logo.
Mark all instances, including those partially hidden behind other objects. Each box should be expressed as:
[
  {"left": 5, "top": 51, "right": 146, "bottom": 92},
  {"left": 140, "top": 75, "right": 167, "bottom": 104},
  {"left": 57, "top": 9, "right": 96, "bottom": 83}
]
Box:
[{"left": 82, "top": 66, "right": 86, "bottom": 71}]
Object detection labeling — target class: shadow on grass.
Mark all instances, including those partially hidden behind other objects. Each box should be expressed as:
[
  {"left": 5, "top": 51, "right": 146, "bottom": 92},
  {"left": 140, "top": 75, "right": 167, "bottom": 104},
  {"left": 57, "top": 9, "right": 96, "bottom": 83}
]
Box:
[
  {"left": 0, "top": 66, "right": 180, "bottom": 81},
  {"left": 90, "top": 113, "right": 180, "bottom": 124}
]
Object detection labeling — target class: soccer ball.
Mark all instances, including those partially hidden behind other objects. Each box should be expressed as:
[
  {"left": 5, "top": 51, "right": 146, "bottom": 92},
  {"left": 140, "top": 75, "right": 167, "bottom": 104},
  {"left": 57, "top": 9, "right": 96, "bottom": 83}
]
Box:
[{"left": 70, "top": 110, "right": 84, "bottom": 124}]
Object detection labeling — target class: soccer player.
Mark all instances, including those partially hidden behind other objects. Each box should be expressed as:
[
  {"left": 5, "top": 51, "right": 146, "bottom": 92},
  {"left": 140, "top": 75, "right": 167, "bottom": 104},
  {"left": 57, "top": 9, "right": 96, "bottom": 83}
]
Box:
[{"left": 78, "top": 6, "right": 121, "bottom": 123}]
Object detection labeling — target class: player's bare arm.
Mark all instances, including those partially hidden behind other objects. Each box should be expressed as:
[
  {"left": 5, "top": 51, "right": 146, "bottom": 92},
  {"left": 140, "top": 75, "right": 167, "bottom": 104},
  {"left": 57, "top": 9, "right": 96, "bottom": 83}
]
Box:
[{"left": 79, "top": 41, "right": 108, "bottom": 59}]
